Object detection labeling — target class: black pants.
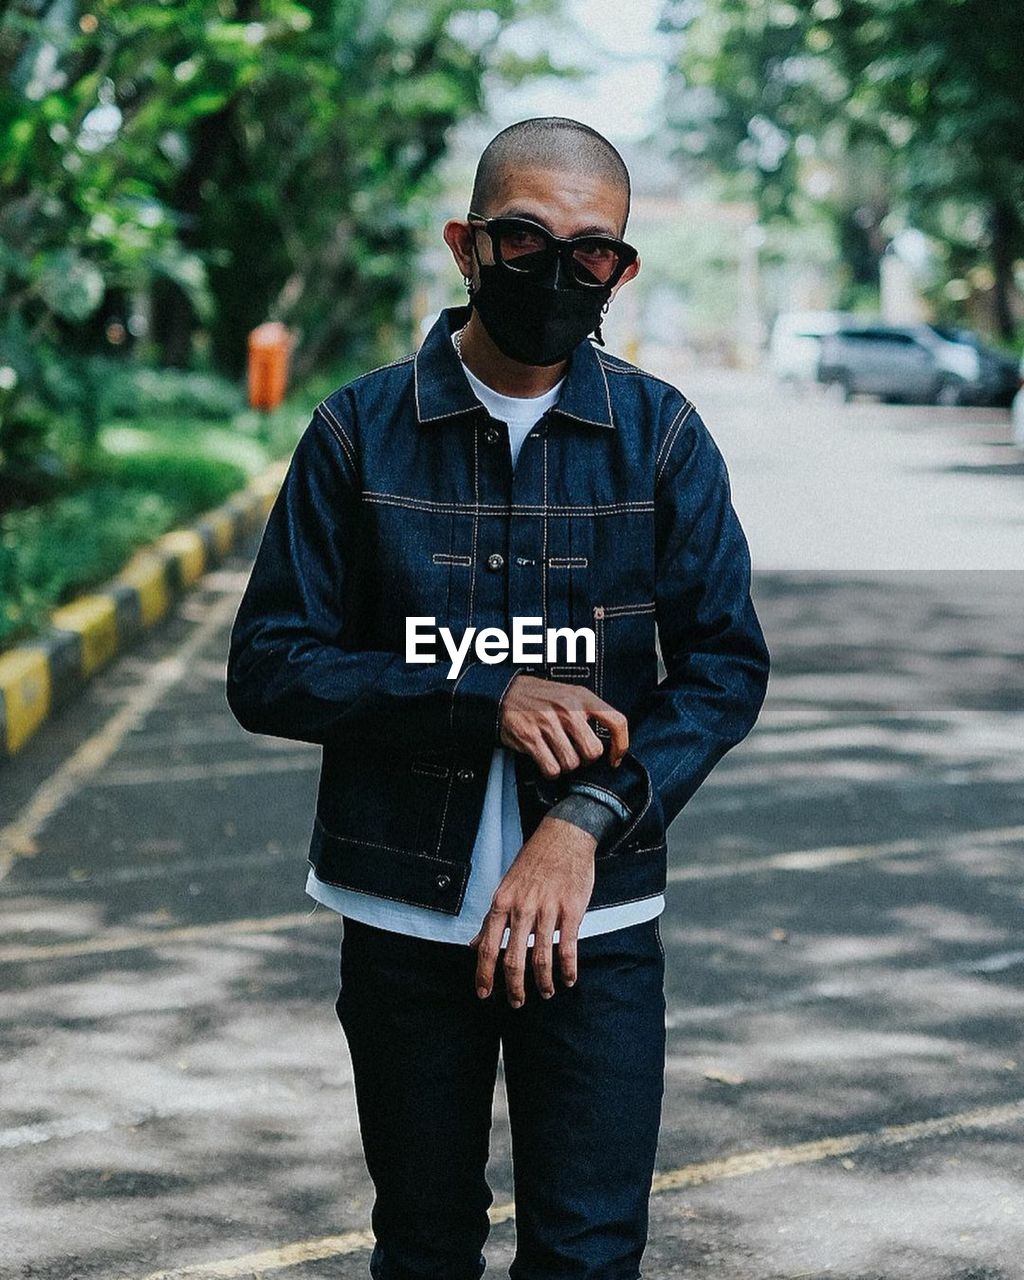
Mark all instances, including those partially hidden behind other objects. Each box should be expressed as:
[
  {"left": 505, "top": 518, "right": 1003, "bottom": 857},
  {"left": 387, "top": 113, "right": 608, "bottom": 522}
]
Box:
[{"left": 335, "top": 913, "right": 667, "bottom": 1280}]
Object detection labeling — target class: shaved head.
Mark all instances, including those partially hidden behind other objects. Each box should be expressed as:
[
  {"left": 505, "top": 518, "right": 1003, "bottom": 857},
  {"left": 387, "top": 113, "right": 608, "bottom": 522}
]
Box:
[{"left": 470, "top": 117, "right": 631, "bottom": 238}]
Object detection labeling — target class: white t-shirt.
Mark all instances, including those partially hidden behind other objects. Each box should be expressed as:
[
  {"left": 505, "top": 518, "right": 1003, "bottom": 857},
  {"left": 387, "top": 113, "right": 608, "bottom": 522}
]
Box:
[{"left": 304, "top": 356, "right": 665, "bottom": 946}]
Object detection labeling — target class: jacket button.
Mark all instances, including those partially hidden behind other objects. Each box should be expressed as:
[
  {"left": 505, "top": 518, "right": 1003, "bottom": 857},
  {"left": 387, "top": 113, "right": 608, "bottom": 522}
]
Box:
[
  {"left": 483, "top": 426, "right": 501, "bottom": 444},
  {"left": 486, "top": 553, "right": 504, "bottom": 571},
  {"left": 436, "top": 873, "right": 451, "bottom": 889},
  {"left": 456, "top": 767, "right": 475, "bottom": 783}
]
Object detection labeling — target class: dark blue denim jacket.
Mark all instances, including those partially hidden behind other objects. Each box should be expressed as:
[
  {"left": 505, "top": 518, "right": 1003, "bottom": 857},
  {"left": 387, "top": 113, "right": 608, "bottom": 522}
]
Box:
[{"left": 225, "top": 304, "right": 770, "bottom": 915}]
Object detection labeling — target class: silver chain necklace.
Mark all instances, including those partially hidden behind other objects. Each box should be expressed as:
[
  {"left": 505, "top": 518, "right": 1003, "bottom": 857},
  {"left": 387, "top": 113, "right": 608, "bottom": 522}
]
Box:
[{"left": 452, "top": 325, "right": 467, "bottom": 359}]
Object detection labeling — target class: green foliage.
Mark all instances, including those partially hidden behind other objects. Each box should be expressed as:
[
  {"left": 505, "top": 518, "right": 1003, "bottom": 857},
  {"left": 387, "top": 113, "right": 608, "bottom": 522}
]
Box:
[
  {"left": 0, "top": 484, "right": 175, "bottom": 649},
  {"left": 0, "top": 0, "right": 561, "bottom": 486},
  {"left": 96, "top": 364, "right": 246, "bottom": 422},
  {"left": 662, "top": 0, "right": 1024, "bottom": 338},
  {"left": 0, "top": 0, "right": 570, "bottom": 651},
  {"left": 82, "top": 448, "right": 247, "bottom": 512},
  {"left": 0, "top": 449, "right": 246, "bottom": 650}
]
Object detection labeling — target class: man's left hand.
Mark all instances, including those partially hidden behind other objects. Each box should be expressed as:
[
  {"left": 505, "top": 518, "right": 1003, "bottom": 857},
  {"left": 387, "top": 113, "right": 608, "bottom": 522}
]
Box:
[{"left": 467, "top": 816, "right": 596, "bottom": 1006}]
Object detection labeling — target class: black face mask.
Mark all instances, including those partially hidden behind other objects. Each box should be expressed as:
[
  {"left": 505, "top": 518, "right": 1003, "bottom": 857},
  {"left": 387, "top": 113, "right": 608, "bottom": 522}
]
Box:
[{"left": 466, "top": 239, "right": 612, "bottom": 367}]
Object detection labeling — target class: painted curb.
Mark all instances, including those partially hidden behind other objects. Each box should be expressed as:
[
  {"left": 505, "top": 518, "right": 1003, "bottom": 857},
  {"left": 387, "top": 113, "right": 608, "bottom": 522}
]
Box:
[{"left": 0, "top": 458, "right": 289, "bottom": 760}]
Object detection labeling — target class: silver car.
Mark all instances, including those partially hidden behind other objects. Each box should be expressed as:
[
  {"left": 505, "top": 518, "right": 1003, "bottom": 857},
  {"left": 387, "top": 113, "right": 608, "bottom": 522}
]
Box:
[{"left": 817, "top": 323, "right": 1017, "bottom": 406}]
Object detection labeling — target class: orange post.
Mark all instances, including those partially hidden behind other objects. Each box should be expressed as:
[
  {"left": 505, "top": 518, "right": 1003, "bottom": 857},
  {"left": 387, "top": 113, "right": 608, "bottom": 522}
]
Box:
[{"left": 247, "top": 322, "right": 293, "bottom": 410}]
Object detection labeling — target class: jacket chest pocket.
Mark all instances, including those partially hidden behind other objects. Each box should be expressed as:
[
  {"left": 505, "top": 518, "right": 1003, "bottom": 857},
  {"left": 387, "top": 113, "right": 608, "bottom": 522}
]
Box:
[{"left": 592, "top": 600, "right": 658, "bottom": 715}]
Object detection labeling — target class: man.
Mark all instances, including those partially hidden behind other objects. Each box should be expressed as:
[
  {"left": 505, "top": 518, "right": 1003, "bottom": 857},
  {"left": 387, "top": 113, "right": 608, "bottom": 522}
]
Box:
[{"left": 226, "top": 116, "right": 770, "bottom": 1280}]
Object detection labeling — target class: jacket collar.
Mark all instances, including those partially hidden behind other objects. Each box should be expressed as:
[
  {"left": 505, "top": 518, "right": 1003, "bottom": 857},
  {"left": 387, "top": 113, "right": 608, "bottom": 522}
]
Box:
[{"left": 413, "top": 304, "right": 615, "bottom": 429}]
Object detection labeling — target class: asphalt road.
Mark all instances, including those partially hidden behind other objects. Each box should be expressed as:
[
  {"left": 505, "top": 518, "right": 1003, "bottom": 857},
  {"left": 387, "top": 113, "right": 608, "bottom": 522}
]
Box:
[{"left": 1, "top": 370, "right": 1023, "bottom": 1280}]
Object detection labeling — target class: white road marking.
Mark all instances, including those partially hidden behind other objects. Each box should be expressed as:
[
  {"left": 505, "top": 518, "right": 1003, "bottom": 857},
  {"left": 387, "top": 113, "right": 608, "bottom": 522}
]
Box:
[
  {"left": 0, "top": 909, "right": 331, "bottom": 963},
  {"left": 0, "top": 845, "right": 297, "bottom": 895},
  {"left": 92, "top": 753, "right": 318, "bottom": 787},
  {"left": 666, "top": 824, "right": 1024, "bottom": 882},
  {"left": 129, "top": 1097, "right": 1024, "bottom": 1279}
]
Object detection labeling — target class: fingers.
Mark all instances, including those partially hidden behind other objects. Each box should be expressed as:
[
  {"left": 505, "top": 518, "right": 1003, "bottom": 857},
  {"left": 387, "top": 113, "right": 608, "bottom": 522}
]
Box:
[
  {"left": 500, "top": 676, "right": 629, "bottom": 777},
  {"left": 527, "top": 731, "right": 562, "bottom": 779},
  {"left": 478, "top": 913, "right": 580, "bottom": 1006},
  {"left": 583, "top": 695, "right": 629, "bottom": 766},
  {"left": 530, "top": 914, "right": 557, "bottom": 999},
  {"left": 473, "top": 903, "right": 507, "bottom": 999},
  {"left": 526, "top": 704, "right": 621, "bottom": 777},
  {"left": 539, "top": 719, "right": 581, "bottom": 773},
  {"left": 503, "top": 909, "right": 532, "bottom": 1008},
  {"left": 557, "top": 918, "right": 580, "bottom": 988},
  {"left": 565, "top": 711, "right": 606, "bottom": 763}
]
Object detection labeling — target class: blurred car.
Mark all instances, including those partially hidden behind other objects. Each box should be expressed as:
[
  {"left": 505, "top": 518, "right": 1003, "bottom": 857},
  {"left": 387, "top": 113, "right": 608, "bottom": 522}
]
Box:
[
  {"left": 816, "top": 323, "right": 1019, "bottom": 406},
  {"left": 1012, "top": 351, "right": 1024, "bottom": 447},
  {"left": 925, "top": 325, "right": 1020, "bottom": 407},
  {"left": 767, "top": 309, "right": 866, "bottom": 386}
]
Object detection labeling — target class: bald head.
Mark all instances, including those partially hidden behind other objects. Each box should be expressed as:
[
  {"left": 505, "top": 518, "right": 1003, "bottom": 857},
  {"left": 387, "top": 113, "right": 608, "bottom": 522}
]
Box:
[{"left": 470, "top": 117, "right": 631, "bottom": 238}]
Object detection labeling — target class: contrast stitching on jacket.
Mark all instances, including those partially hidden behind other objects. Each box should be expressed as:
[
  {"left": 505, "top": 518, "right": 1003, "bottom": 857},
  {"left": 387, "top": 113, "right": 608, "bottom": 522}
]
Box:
[
  {"left": 655, "top": 399, "right": 692, "bottom": 477},
  {"left": 600, "top": 353, "right": 614, "bottom": 424},
  {"left": 542, "top": 432, "right": 549, "bottom": 630},
  {"left": 656, "top": 405, "right": 692, "bottom": 485},
  {"left": 593, "top": 601, "right": 656, "bottom": 697},
  {"left": 546, "top": 556, "right": 588, "bottom": 568},
  {"left": 550, "top": 408, "right": 614, "bottom": 428},
  {"left": 469, "top": 427, "right": 479, "bottom": 624},
  {"left": 437, "top": 661, "right": 480, "bottom": 855},
  {"left": 314, "top": 402, "right": 359, "bottom": 479},
  {"left": 596, "top": 355, "right": 693, "bottom": 399},
  {"left": 410, "top": 761, "right": 450, "bottom": 777},
  {"left": 609, "top": 770, "right": 654, "bottom": 855},
  {"left": 433, "top": 765, "right": 457, "bottom": 857},
  {"left": 350, "top": 353, "right": 416, "bottom": 385},
  {"left": 418, "top": 403, "right": 483, "bottom": 424},
  {"left": 412, "top": 352, "right": 423, "bottom": 421},
  {"left": 595, "top": 353, "right": 643, "bottom": 375},
  {"left": 308, "top": 861, "right": 465, "bottom": 911},
  {"left": 549, "top": 664, "right": 591, "bottom": 678},
  {"left": 654, "top": 401, "right": 686, "bottom": 473},
  {"left": 314, "top": 816, "right": 457, "bottom": 863},
  {"left": 431, "top": 552, "right": 472, "bottom": 566},
  {"left": 448, "top": 660, "right": 477, "bottom": 734},
  {"left": 601, "top": 600, "right": 656, "bottom": 616},
  {"left": 656, "top": 400, "right": 696, "bottom": 488},
  {"left": 595, "top": 607, "right": 604, "bottom": 696},
  {"left": 414, "top": 348, "right": 481, "bottom": 425},
  {"left": 362, "top": 492, "right": 654, "bottom": 516},
  {"left": 495, "top": 666, "right": 520, "bottom": 744}
]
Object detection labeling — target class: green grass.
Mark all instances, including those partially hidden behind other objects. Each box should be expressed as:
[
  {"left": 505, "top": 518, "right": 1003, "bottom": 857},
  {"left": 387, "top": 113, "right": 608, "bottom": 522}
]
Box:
[
  {"left": 0, "top": 413, "right": 306, "bottom": 653},
  {"left": 0, "top": 355, "right": 368, "bottom": 656}
]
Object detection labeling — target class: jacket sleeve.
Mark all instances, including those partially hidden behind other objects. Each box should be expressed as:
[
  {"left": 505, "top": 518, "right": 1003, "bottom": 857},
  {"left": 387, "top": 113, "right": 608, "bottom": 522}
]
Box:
[
  {"left": 536, "top": 400, "right": 771, "bottom": 856},
  {"left": 225, "top": 404, "right": 532, "bottom": 751}
]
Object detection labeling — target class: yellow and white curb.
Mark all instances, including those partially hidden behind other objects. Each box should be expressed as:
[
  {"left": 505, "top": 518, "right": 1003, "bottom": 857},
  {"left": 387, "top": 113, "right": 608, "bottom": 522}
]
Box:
[{"left": 0, "top": 460, "right": 288, "bottom": 759}]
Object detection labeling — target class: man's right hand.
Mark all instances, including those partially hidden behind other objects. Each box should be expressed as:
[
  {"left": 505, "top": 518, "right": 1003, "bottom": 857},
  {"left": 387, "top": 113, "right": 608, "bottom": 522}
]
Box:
[{"left": 499, "top": 674, "right": 629, "bottom": 777}]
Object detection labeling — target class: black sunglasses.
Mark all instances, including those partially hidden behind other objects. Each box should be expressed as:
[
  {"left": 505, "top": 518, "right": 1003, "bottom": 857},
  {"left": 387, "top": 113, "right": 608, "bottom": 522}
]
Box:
[{"left": 467, "top": 210, "right": 637, "bottom": 288}]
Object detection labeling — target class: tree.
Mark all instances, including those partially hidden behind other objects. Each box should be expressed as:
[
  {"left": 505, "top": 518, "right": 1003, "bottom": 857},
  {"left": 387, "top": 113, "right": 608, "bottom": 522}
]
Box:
[
  {"left": 659, "top": 0, "right": 1023, "bottom": 339},
  {"left": 0, "top": 0, "right": 562, "bottom": 495}
]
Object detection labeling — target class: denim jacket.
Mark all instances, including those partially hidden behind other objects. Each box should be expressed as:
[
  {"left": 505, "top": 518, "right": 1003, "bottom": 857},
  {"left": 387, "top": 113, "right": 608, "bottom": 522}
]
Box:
[{"left": 225, "top": 304, "right": 770, "bottom": 915}]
